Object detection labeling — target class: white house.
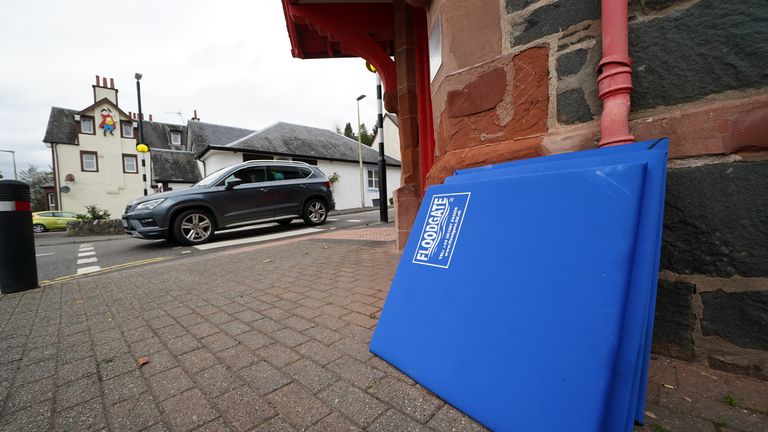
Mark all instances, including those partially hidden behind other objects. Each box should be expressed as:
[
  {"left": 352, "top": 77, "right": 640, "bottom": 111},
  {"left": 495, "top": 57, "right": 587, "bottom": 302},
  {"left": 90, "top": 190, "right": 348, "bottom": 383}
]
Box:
[
  {"left": 191, "top": 121, "right": 401, "bottom": 210},
  {"left": 42, "top": 76, "right": 201, "bottom": 218}
]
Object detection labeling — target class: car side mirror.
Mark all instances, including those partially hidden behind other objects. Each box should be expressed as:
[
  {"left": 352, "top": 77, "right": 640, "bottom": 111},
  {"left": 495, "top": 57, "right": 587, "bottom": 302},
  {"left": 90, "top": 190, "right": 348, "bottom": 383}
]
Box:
[{"left": 225, "top": 179, "right": 243, "bottom": 190}]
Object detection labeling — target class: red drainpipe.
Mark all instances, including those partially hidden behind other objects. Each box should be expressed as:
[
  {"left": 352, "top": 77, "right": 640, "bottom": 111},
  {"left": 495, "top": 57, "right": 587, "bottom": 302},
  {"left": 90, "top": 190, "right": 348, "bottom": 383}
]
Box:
[{"left": 597, "top": 0, "right": 635, "bottom": 147}]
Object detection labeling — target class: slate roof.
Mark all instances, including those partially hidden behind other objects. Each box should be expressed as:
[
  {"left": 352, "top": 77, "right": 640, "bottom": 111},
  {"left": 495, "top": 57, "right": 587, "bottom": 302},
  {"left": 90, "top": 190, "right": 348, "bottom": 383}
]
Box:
[
  {"left": 42, "top": 106, "right": 187, "bottom": 151},
  {"left": 188, "top": 121, "right": 253, "bottom": 154},
  {"left": 43, "top": 107, "right": 79, "bottom": 145},
  {"left": 141, "top": 121, "right": 187, "bottom": 150},
  {"left": 197, "top": 121, "right": 401, "bottom": 166},
  {"left": 150, "top": 149, "right": 202, "bottom": 183}
]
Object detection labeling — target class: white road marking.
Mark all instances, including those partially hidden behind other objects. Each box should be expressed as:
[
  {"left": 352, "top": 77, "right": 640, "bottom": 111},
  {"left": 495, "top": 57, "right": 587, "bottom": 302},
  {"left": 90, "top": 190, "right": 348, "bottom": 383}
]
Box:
[
  {"left": 181, "top": 250, "right": 191, "bottom": 254},
  {"left": 77, "top": 266, "right": 101, "bottom": 275},
  {"left": 77, "top": 257, "right": 98, "bottom": 264},
  {"left": 36, "top": 253, "right": 55, "bottom": 257},
  {"left": 78, "top": 246, "right": 94, "bottom": 251},
  {"left": 78, "top": 251, "right": 96, "bottom": 257},
  {"left": 327, "top": 218, "right": 339, "bottom": 222},
  {"left": 194, "top": 227, "right": 324, "bottom": 251},
  {"left": 79, "top": 243, "right": 94, "bottom": 248},
  {"left": 216, "top": 223, "right": 279, "bottom": 234},
  {"left": 346, "top": 219, "right": 363, "bottom": 222}
]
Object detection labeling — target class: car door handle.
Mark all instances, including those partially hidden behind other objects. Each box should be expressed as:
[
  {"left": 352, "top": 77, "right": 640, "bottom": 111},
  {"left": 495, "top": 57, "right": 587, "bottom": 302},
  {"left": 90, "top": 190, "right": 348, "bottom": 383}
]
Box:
[
  {"left": 299, "top": 184, "right": 307, "bottom": 188},
  {"left": 260, "top": 188, "right": 270, "bottom": 192}
]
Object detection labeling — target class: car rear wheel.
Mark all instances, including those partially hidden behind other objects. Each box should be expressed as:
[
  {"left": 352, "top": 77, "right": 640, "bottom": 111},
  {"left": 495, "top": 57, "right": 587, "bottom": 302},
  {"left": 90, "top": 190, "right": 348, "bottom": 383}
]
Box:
[
  {"left": 173, "top": 209, "right": 214, "bottom": 245},
  {"left": 303, "top": 199, "right": 328, "bottom": 226},
  {"left": 32, "top": 224, "right": 46, "bottom": 233}
]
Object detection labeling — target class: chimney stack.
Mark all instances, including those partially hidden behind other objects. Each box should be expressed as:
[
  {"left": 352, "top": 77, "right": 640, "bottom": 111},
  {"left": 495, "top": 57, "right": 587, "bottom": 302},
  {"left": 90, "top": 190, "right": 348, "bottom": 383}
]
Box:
[
  {"left": 93, "top": 74, "right": 119, "bottom": 104},
  {"left": 149, "top": 114, "right": 153, "bottom": 121},
  {"left": 95, "top": 75, "right": 100, "bottom": 85},
  {"left": 102, "top": 77, "right": 107, "bottom": 87},
  {"left": 191, "top": 110, "right": 200, "bottom": 121},
  {"left": 109, "top": 78, "right": 115, "bottom": 89}
]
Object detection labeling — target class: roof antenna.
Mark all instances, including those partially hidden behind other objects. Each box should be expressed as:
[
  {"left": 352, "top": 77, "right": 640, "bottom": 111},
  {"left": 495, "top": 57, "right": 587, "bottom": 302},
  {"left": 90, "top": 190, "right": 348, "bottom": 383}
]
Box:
[{"left": 164, "top": 111, "right": 184, "bottom": 124}]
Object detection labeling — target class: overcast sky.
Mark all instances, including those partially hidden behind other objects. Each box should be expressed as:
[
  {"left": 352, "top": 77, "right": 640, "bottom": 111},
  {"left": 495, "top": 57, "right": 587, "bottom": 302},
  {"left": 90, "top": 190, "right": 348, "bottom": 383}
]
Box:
[{"left": 0, "top": 0, "right": 383, "bottom": 179}]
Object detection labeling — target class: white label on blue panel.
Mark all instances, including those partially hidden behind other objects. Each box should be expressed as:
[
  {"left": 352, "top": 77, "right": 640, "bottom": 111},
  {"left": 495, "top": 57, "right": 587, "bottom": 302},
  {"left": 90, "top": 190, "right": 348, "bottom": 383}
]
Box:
[{"left": 412, "top": 192, "right": 471, "bottom": 269}]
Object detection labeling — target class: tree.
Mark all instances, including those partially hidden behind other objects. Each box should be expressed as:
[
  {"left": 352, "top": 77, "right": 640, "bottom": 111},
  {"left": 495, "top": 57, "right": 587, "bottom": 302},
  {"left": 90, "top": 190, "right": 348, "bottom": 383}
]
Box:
[
  {"left": 359, "top": 123, "right": 374, "bottom": 146},
  {"left": 343, "top": 122, "right": 356, "bottom": 141},
  {"left": 18, "top": 165, "right": 53, "bottom": 212}
]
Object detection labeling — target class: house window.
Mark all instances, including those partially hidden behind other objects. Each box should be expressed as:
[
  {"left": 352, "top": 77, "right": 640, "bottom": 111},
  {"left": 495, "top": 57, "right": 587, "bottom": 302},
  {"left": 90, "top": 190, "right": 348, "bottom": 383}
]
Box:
[
  {"left": 80, "top": 151, "right": 98, "bottom": 172},
  {"left": 122, "top": 154, "right": 138, "bottom": 173},
  {"left": 170, "top": 131, "right": 182, "bottom": 146},
  {"left": 367, "top": 167, "right": 379, "bottom": 190},
  {"left": 47, "top": 193, "right": 56, "bottom": 210},
  {"left": 121, "top": 122, "right": 134, "bottom": 138},
  {"left": 80, "top": 117, "right": 95, "bottom": 134}
]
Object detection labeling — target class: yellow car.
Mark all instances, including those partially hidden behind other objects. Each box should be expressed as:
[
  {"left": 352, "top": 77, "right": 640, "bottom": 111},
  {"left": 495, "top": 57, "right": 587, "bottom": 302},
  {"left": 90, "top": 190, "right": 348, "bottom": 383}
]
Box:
[{"left": 32, "top": 211, "right": 79, "bottom": 233}]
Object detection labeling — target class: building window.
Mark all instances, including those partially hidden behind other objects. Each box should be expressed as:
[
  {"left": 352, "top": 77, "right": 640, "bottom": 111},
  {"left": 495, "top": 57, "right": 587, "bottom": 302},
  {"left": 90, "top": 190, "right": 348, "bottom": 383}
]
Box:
[
  {"left": 170, "top": 131, "right": 182, "bottom": 146},
  {"left": 80, "top": 117, "right": 95, "bottom": 134},
  {"left": 122, "top": 154, "right": 138, "bottom": 173},
  {"left": 121, "top": 122, "right": 134, "bottom": 138},
  {"left": 367, "top": 167, "right": 379, "bottom": 190},
  {"left": 80, "top": 151, "right": 98, "bottom": 172},
  {"left": 47, "top": 193, "right": 56, "bottom": 210}
]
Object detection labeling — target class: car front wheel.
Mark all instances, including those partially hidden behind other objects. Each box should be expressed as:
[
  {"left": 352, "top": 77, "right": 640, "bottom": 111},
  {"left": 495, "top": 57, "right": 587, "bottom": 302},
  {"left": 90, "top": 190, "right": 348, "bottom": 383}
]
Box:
[
  {"left": 32, "top": 224, "right": 46, "bottom": 233},
  {"left": 173, "top": 210, "right": 214, "bottom": 245},
  {"left": 303, "top": 199, "right": 328, "bottom": 226}
]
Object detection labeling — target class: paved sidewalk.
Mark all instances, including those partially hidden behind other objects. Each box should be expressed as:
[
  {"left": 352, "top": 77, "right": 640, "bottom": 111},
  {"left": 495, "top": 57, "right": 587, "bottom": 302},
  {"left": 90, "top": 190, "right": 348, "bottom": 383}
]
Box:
[{"left": 1, "top": 226, "right": 767, "bottom": 431}]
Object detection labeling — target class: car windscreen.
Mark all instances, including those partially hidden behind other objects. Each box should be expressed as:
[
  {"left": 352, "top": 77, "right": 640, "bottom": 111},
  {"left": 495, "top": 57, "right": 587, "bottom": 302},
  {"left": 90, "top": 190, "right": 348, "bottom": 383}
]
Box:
[{"left": 193, "top": 167, "right": 229, "bottom": 187}]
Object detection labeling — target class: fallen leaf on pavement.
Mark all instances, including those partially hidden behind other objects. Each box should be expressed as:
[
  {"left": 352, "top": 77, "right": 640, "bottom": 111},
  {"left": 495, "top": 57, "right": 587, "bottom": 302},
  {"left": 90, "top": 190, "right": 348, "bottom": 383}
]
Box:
[
  {"left": 645, "top": 411, "right": 657, "bottom": 419},
  {"left": 263, "top": 259, "right": 272, "bottom": 263},
  {"left": 137, "top": 356, "right": 150, "bottom": 367},
  {"left": 663, "top": 384, "right": 675, "bottom": 389}
]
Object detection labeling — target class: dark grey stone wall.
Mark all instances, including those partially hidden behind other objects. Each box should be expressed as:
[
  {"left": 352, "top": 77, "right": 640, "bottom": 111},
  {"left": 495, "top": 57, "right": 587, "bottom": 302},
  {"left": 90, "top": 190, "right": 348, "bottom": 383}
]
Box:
[
  {"left": 701, "top": 290, "right": 768, "bottom": 350},
  {"left": 510, "top": 0, "right": 599, "bottom": 47},
  {"left": 557, "top": 89, "right": 592, "bottom": 124},
  {"left": 630, "top": 0, "right": 768, "bottom": 111},
  {"left": 661, "top": 161, "right": 768, "bottom": 278},
  {"left": 556, "top": 49, "right": 588, "bottom": 77},
  {"left": 652, "top": 280, "right": 696, "bottom": 361}
]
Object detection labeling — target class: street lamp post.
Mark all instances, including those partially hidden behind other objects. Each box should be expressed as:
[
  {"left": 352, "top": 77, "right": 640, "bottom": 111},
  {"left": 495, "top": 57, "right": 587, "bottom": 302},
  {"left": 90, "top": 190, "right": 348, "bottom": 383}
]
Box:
[
  {"left": 375, "top": 74, "right": 388, "bottom": 223},
  {"left": 135, "top": 73, "right": 148, "bottom": 196},
  {"left": 0, "top": 150, "right": 17, "bottom": 180},
  {"left": 356, "top": 94, "right": 367, "bottom": 208}
]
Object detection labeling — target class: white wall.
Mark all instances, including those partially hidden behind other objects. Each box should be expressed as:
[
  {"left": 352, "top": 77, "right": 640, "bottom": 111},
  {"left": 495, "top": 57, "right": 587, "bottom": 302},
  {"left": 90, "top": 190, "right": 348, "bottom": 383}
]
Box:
[
  {"left": 374, "top": 115, "right": 401, "bottom": 161},
  {"left": 201, "top": 151, "right": 244, "bottom": 176},
  {"left": 317, "top": 160, "right": 400, "bottom": 210}
]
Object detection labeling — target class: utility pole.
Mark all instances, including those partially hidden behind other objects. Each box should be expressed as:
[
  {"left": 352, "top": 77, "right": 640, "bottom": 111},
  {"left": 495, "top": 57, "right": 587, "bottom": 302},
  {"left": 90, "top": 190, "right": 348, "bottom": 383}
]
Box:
[
  {"left": 135, "top": 73, "right": 148, "bottom": 196},
  {"left": 376, "top": 74, "right": 388, "bottom": 223}
]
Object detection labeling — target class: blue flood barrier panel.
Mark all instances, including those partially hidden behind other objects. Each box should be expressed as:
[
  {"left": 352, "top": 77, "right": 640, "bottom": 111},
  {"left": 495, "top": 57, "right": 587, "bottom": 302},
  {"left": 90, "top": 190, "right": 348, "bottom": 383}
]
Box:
[
  {"left": 371, "top": 162, "right": 648, "bottom": 431},
  {"left": 443, "top": 139, "right": 669, "bottom": 428}
]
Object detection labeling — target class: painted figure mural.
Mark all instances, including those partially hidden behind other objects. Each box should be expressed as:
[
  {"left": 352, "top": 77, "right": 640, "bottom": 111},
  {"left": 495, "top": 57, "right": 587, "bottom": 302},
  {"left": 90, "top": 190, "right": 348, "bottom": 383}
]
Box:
[{"left": 99, "top": 108, "right": 116, "bottom": 136}]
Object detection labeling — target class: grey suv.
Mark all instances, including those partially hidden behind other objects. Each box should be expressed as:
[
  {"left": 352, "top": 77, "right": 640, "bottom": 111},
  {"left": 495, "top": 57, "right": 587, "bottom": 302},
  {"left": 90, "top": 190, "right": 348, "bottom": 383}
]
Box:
[{"left": 122, "top": 160, "right": 335, "bottom": 245}]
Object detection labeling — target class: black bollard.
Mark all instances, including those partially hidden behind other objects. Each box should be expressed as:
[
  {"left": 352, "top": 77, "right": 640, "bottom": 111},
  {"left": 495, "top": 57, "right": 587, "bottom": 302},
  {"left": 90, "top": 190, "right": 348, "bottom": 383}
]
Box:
[{"left": 0, "top": 180, "right": 39, "bottom": 293}]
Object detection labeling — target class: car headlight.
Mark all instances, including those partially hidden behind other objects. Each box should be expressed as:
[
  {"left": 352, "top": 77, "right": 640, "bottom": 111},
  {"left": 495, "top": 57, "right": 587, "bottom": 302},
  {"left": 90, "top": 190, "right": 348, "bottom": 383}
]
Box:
[{"left": 135, "top": 199, "right": 165, "bottom": 210}]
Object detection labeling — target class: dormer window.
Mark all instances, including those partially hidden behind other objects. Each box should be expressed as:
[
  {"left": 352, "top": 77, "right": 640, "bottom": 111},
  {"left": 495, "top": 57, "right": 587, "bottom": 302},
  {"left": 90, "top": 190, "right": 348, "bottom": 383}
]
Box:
[
  {"left": 170, "top": 131, "right": 182, "bottom": 147},
  {"left": 121, "top": 122, "right": 134, "bottom": 138},
  {"left": 80, "top": 117, "right": 94, "bottom": 134}
]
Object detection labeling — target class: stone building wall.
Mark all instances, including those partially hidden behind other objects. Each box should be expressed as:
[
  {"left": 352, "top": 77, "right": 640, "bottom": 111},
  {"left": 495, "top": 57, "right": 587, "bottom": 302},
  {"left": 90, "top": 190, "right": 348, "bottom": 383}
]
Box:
[{"left": 422, "top": 0, "right": 768, "bottom": 378}]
